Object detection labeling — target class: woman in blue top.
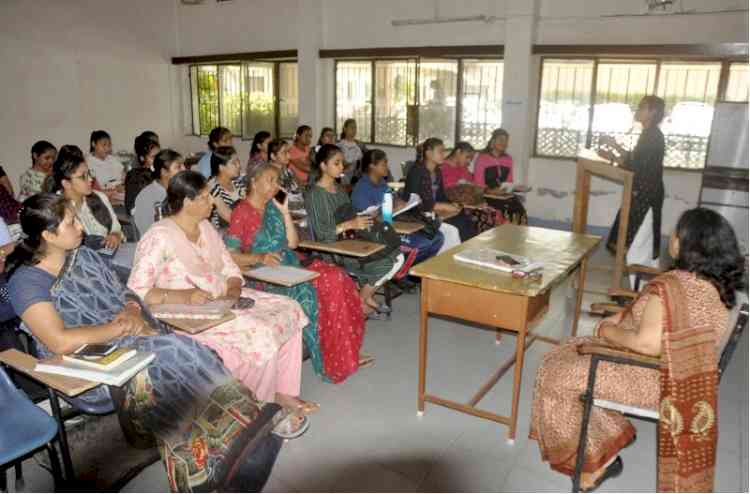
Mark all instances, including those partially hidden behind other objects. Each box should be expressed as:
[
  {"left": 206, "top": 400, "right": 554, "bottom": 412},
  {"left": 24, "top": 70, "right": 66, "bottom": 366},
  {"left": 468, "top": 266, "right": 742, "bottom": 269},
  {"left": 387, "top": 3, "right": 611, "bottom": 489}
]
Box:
[{"left": 351, "top": 149, "right": 444, "bottom": 263}]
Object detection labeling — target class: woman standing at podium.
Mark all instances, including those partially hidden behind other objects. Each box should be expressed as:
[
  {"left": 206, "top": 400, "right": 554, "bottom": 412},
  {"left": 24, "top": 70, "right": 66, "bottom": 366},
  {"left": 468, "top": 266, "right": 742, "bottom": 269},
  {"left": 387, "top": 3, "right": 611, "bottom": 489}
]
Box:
[{"left": 598, "top": 95, "right": 666, "bottom": 287}]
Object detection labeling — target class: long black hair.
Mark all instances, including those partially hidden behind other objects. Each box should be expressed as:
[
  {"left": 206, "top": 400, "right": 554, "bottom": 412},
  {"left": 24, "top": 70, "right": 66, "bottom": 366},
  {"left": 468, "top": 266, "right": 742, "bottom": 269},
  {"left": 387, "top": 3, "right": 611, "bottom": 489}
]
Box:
[
  {"left": 207, "top": 126, "right": 231, "bottom": 151},
  {"left": 340, "top": 119, "right": 356, "bottom": 140},
  {"left": 313, "top": 144, "right": 343, "bottom": 182},
  {"left": 31, "top": 140, "right": 56, "bottom": 165},
  {"left": 360, "top": 148, "right": 387, "bottom": 175},
  {"left": 50, "top": 145, "right": 113, "bottom": 232},
  {"left": 673, "top": 207, "right": 746, "bottom": 308},
  {"left": 250, "top": 131, "right": 271, "bottom": 156},
  {"left": 209, "top": 146, "right": 237, "bottom": 177},
  {"left": 6, "top": 194, "right": 69, "bottom": 277},
  {"left": 89, "top": 130, "right": 111, "bottom": 153},
  {"left": 483, "top": 128, "right": 509, "bottom": 154},
  {"left": 317, "top": 127, "right": 334, "bottom": 146},
  {"left": 267, "top": 139, "right": 288, "bottom": 163},
  {"left": 447, "top": 141, "right": 474, "bottom": 160},
  {"left": 164, "top": 171, "right": 207, "bottom": 217},
  {"left": 153, "top": 149, "right": 183, "bottom": 181}
]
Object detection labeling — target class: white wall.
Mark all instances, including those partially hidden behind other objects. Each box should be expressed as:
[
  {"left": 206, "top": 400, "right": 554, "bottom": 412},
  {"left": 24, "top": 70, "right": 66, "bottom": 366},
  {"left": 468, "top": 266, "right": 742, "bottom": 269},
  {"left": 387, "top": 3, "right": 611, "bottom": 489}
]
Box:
[{"left": 0, "top": 0, "right": 179, "bottom": 189}]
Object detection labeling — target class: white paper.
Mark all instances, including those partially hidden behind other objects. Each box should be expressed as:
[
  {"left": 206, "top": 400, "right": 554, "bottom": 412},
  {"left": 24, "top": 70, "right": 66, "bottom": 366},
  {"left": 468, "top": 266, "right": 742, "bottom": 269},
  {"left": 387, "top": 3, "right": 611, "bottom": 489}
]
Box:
[
  {"left": 244, "top": 265, "right": 318, "bottom": 286},
  {"left": 394, "top": 193, "right": 422, "bottom": 217}
]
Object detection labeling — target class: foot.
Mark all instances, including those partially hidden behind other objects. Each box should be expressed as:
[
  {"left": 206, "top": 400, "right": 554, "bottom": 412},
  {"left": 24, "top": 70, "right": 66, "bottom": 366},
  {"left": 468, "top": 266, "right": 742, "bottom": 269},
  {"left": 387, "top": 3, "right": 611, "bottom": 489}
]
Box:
[
  {"left": 580, "top": 456, "right": 623, "bottom": 492},
  {"left": 358, "top": 354, "right": 375, "bottom": 368},
  {"left": 275, "top": 394, "right": 320, "bottom": 416}
]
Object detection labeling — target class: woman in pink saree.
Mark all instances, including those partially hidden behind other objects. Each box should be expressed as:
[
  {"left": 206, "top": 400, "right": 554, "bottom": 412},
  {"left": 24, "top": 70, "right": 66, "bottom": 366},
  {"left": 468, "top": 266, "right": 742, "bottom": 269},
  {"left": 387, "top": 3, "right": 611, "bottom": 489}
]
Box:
[{"left": 128, "top": 170, "right": 318, "bottom": 437}]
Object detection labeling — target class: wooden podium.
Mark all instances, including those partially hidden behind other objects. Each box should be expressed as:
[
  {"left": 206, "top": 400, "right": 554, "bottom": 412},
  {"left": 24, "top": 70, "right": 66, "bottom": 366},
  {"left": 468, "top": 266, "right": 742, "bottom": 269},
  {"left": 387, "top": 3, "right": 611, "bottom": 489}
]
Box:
[{"left": 572, "top": 152, "right": 634, "bottom": 289}]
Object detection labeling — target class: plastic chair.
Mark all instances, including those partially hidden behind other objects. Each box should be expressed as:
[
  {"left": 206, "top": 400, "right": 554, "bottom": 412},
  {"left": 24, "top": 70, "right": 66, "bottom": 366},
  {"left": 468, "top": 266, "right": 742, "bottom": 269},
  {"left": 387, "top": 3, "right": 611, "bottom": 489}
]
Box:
[{"left": 0, "top": 366, "right": 63, "bottom": 491}]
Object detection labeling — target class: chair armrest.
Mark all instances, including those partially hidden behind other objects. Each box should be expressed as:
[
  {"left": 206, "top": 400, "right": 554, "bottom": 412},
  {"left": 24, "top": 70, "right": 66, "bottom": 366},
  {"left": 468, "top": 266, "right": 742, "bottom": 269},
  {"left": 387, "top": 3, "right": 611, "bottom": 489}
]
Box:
[
  {"left": 0, "top": 349, "right": 99, "bottom": 397},
  {"left": 590, "top": 303, "right": 626, "bottom": 316},
  {"left": 627, "top": 264, "right": 663, "bottom": 276},
  {"left": 608, "top": 288, "right": 638, "bottom": 300},
  {"left": 576, "top": 343, "right": 660, "bottom": 369}
]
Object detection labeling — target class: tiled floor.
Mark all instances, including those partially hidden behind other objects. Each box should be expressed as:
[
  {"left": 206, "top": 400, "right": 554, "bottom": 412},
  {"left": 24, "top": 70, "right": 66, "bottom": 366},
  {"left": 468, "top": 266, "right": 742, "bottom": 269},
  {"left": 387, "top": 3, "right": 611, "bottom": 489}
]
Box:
[{"left": 13, "top": 244, "right": 750, "bottom": 492}]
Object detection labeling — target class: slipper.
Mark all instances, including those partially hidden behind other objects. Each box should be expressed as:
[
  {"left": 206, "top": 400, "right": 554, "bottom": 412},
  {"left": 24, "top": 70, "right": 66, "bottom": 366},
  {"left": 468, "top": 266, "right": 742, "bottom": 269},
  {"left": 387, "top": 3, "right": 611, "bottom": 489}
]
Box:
[
  {"left": 372, "top": 303, "right": 392, "bottom": 314},
  {"left": 366, "top": 311, "right": 389, "bottom": 321},
  {"left": 272, "top": 414, "right": 310, "bottom": 440},
  {"left": 581, "top": 456, "right": 623, "bottom": 492},
  {"left": 358, "top": 354, "right": 375, "bottom": 368}
]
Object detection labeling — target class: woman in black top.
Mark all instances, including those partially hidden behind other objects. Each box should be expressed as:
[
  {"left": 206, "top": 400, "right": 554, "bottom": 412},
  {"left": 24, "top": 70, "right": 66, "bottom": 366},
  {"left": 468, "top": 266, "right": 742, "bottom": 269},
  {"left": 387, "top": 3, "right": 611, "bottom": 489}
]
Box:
[
  {"left": 404, "top": 138, "right": 477, "bottom": 242},
  {"left": 598, "top": 95, "right": 666, "bottom": 276}
]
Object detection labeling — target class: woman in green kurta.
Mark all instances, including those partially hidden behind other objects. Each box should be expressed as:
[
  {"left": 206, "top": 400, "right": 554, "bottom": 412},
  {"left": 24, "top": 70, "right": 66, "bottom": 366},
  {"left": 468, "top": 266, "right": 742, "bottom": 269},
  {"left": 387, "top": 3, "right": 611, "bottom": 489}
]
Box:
[{"left": 305, "top": 144, "right": 403, "bottom": 316}]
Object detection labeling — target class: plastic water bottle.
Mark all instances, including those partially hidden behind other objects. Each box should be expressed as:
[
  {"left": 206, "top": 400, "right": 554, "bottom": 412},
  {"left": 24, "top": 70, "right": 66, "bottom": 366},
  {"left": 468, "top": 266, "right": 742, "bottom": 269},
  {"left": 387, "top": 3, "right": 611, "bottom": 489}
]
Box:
[{"left": 382, "top": 189, "right": 393, "bottom": 224}]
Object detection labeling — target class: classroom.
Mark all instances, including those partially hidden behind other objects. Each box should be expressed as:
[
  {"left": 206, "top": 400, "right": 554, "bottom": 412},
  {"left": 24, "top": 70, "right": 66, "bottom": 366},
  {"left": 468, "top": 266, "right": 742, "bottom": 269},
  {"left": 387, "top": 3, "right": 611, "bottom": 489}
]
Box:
[{"left": 0, "top": 0, "right": 748, "bottom": 492}]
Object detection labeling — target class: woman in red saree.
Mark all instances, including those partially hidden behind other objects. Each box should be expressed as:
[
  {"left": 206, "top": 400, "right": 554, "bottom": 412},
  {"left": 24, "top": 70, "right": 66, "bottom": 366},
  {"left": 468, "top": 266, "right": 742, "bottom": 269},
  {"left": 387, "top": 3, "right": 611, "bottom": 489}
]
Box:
[
  {"left": 529, "top": 208, "right": 745, "bottom": 491},
  {"left": 227, "top": 163, "right": 369, "bottom": 383}
]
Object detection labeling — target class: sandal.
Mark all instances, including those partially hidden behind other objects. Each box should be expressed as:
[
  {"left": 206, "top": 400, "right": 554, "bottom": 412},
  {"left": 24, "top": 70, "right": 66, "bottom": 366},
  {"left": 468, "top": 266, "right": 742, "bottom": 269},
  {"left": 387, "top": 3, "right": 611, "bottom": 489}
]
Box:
[
  {"left": 294, "top": 400, "right": 320, "bottom": 416},
  {"left": 581, "top": 456, "right": 623, "bottom": 492},
  {"left": 366, "top": 311, "right": 389, "bottom": 321},
  {"left": 272, "top": 413, "right": 310, "bottom": 440},
  {"left": 372, "top": 303, "right": 392, "bottom": 314},
  {"left": 358, "top": 354, "right": 375, "bottom": 368}
]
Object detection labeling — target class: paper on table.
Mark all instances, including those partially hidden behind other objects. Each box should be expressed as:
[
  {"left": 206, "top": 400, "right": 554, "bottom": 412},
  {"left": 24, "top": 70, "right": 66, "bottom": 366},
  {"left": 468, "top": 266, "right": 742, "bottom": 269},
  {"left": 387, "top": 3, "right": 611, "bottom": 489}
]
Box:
[
  {"left": 394, "top": 193, "right": 422, "bottom": 217},
  {"left": 359, "top": 205, "right": 381, "bottom": 216},
  {"left": 243, "top": 265, "right": 319, "bottom": 287}
]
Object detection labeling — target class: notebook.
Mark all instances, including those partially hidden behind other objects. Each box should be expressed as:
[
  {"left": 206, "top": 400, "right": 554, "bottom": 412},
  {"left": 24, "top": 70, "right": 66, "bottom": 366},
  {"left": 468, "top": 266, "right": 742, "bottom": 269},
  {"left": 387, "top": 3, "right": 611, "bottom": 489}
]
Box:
[
  {"left": 62, "top": 347, "right": 136, "bottom": 371},
  {"left": 150, "top": 300, "right": 234, "bottom": 320},
  {"left": 36, "top": 352, "right": 155, "bottom": 387},
  {"left": 243, "top": 265, "right": 320, "bottom": 287},
  {"left": 453, "top": 247, "right": 540, "bottom": 274}
]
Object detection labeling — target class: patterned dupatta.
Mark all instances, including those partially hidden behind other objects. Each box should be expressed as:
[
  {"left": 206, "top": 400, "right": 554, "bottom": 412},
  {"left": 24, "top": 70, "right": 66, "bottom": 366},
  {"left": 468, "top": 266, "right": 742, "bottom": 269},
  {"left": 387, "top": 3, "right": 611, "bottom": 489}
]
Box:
[{"left": 644, "top": 272, "right": 718, "bottom": 492}]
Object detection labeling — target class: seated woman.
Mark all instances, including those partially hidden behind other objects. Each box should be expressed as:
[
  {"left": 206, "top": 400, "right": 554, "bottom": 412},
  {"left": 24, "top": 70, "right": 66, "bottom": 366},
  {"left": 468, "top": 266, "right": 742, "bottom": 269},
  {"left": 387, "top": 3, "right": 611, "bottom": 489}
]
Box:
[
  {"left": 124, "top": 134, "right": 160, "bottom": 216},
  {"left": 87, "top": 130, "right": 125, "bottom": 201},
  {"left": 404, "top": 138, "right": 475, "bottom": 246},
  {"left": 208, "top": 146, "right": 246, "bottom": 230},
  {"left": 132, "top": 149, "right": 185, "bottom": 236},
  {"left": 288, "top": 125, "right": 313, "bottom": 185},
  {"left": 51, "top": 145, "right": 123, "bottom": 253},
  {"left": 306, "top": 144, "right": 404, "bottom": 317},
  {"left": 246, "top": 130, "right": 271, "bottom": 177},
  {"left": 473, "top": 129, "right": 527, "bottom": 225},
  {"left": 128, "top": 170, "right": 317, "bottom": 428},
  {"left": 7, "top": 193, "right": 287, "bottom": 491},
  {"left": 352, "top": 149, "right": 444, "bottom": 264},
  {"left": 337, "top": 119, "right": 367, "bottom": 186},
  {"left": 196, "top": 126, "right": 233, "bottom": 178},
  {"left": 18, "top": 140, "right": 56, "bottom": 202},
  {"left": 268, "top": 139, "right": 304, "bottom": 197},
  {"left": 227, "top": 163, "right": 370, "bottom": 382},
  {"left": 529, "top": 208, "right": 745, "bottom": 492}
]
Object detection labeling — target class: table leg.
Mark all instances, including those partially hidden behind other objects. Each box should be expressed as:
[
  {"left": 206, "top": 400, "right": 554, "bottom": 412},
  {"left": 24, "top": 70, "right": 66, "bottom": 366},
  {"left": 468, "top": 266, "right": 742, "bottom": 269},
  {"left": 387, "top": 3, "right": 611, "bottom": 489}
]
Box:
[
  {"left": 48, "top": 389, "right": 75, "bottom": 482},
  {"left": 508, "top": 298, "right": 529, "bottom": 442},
  {"left": 418, "top": 280, "right": 429, "bottom": 415},
  {"left": 571, "top": 256, "right": 588, "bottom": 339}
]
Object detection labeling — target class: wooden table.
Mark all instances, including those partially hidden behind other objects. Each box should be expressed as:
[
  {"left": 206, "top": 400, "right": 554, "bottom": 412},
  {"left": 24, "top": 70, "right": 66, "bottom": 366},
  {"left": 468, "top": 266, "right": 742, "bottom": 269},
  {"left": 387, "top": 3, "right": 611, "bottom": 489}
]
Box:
[
  {"left": 392, "top": 221, "right": 424, "bottom": 235},
  {"left": 297, "top": 239, "right": 385, "bottom": 258},
  {"left": 409, "top": 224, "right": 600, "bottom": 441}
]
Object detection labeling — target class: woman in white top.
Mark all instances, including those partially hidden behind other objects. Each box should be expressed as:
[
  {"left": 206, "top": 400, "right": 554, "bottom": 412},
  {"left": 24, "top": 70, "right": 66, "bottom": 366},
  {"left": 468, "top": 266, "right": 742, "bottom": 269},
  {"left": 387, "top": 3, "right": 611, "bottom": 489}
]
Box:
[
  {"left": 52, "top": 145, "right": 123, "bottom": 250},
  {"left": 87, "top": 130, "right": 125, "bottom": 194},
  {"left": 336, "top": 119, "right": 366, "bottom": 185}
]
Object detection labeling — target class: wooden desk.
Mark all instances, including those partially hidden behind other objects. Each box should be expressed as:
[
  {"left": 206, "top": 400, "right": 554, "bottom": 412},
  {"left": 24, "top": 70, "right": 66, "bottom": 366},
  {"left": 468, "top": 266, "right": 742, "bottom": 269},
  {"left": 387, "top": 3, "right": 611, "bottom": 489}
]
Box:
[
  {"left": 0, "top": 349, "right": 98, "bottom": 397},
  {"left": 409, "top": 225, "right": 600, "bottom": 441},
  {"left": 392, "top": 221, "right": 424, "bottom": 235},
  {"left": 298, "top": 239, "right": 385, "bottom": 258}
]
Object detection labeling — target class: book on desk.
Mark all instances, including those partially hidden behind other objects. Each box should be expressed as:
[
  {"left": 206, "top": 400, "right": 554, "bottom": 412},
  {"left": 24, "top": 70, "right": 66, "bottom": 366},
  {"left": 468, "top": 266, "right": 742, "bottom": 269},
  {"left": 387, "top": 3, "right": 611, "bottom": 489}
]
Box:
[
  {"left": 36, "top": 351, "right": 155, "bottom": 387},
  {"left": 453, "top": 247, "right": 544, "bottom": 276}
]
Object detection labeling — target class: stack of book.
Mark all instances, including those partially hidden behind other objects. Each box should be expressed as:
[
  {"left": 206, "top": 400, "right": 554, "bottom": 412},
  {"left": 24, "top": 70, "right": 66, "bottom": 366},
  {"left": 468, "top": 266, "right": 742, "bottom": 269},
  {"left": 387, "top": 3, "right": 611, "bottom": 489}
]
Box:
[{"left": 35, "top": 346, "right": 154, "bottom": 386}]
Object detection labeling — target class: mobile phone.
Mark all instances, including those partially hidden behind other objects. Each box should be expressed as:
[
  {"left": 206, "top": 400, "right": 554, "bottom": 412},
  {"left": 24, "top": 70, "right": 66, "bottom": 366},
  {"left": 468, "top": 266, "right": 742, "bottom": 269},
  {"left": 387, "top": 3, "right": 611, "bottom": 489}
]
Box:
[
  {"left": 496, "top": 255, "right": 520, "bottom": 266},
  {"left": 75, "top": 343, "right": 117, "bottom": 358},
  {"left": 274, "top": 189, "right": 287, "bottom": 204},
  {"left": 233, "top": 297, "right": 255, "bottom": 310}
]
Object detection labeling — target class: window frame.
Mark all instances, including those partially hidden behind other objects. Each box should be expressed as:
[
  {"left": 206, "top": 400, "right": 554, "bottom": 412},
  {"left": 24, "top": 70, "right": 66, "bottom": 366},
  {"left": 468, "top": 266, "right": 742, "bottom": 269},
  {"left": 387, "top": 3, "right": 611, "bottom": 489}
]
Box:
[
  {"left": 533, "top": 55, "right": 746, "bottom": 170},
  {"left": 334, "top": 55, "right": 504, "bottom": 149},
  {"left": 188, "top": 59, "right": 299, "bottom": 140}
]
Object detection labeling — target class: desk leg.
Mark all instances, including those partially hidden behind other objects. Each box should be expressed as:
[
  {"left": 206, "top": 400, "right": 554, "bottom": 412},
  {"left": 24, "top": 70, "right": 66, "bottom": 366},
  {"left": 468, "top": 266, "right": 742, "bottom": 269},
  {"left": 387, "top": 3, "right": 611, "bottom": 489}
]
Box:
[
  {"left": 418, "top": 280, "right": 429, "bottom": 415},
  {"left": 509, "top": 298, "right": 529, "bottom": 441},
  {"left": 571, "top": 256, "right": 588, "bottom": 339},
  {"left": 48, "top": 389, "right": 75, "bottom": 482}
]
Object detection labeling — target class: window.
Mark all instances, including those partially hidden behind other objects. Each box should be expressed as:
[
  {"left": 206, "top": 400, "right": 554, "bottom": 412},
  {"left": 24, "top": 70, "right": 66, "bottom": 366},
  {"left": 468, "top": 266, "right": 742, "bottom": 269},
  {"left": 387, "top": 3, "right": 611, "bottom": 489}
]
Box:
[
  {"left": 336, "top": 57, "right": 504, "bottom": 148},
  {"left": 536, "top": 58, "right": 729, "bottom": 169},
  {"left": 189, "top": 62, "right": 298, "bottom": 138},
  {"left": 725, "top": 63, "right": 749, "bottom": 102}
]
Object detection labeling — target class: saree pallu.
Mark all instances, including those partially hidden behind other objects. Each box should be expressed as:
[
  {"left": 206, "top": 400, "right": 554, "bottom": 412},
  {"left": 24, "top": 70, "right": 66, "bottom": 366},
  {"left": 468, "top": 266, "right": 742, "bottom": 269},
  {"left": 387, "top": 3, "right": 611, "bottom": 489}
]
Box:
[
  {"left": 529, "top": 270, "right": 726, "bottom": 487},
  {"left": 45, "top": 246, "right": 282, "bottom": 492},
  {"left": 251, "top": 202, "right": 365, "bottom": 383}
]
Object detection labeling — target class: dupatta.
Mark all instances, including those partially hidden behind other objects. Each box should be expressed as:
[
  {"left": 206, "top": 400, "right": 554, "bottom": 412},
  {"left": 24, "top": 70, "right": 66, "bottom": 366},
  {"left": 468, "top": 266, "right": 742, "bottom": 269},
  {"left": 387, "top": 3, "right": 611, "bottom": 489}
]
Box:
[{"left": 643, "top": 272, "right": 719, "bottom": 492}]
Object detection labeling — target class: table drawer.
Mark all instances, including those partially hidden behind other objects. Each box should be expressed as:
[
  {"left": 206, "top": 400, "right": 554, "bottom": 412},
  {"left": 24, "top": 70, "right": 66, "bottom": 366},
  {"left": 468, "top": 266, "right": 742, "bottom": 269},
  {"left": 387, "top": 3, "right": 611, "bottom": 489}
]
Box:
[{"left": 423, "top": 279, "right": 549, "bottom": 331}]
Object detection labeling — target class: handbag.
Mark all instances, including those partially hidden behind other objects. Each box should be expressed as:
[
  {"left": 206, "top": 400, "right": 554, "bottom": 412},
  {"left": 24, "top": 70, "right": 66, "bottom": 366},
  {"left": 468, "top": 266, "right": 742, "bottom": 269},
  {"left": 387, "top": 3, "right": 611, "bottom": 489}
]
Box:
[
  {"left": 334, "top": 203, "right": 401, "bottom": 261},
  {"left": 444, "top": 183, "right": 485, "bottom": 206}
]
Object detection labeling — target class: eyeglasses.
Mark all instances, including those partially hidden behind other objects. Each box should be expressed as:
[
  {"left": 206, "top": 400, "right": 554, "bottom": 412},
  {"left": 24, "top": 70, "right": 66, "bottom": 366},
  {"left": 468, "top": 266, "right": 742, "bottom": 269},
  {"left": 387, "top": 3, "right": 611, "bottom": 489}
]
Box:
[{"left": 71, "top": 171, "right": 92, "bottom": 181}]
